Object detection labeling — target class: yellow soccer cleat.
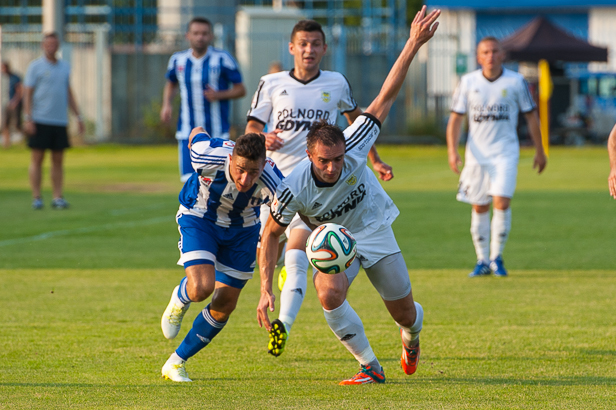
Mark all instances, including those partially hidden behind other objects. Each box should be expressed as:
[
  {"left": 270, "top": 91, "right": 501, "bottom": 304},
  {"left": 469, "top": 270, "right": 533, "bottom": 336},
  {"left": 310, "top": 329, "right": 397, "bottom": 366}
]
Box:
[
  {"left": 161, "top": 358, "right": 192, "bottom": 382},
  {"left": 268, "top": 319, "right": 288, "bottom": 357}
]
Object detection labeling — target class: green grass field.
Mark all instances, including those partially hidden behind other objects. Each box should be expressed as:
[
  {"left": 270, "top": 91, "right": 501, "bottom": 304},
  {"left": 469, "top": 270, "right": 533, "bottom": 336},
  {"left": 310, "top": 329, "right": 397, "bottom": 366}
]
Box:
[{"left": 1, "top": 144, "right": 614, "bottom": 409}]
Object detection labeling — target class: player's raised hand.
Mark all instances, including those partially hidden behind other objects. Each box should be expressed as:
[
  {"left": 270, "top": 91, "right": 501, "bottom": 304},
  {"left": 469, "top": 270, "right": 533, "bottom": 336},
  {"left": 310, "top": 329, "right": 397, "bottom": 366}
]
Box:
[
  {"left": 264, "top": 129, "right": 284, "bottom": 151},
  {"left": 533, "top": 150, "right": 547, "bottom": 174},
  {"left": 409, "top": 6, "right": 440, "bottom": 47},
  {"left": 609, "top": 169, "right": 616, "bottom": 199},
  {"left": 203, "top": 86, "right": 219, "bottom": 102},
  {"left": 257, "top": 289, "right": 276, "bottom": 331},
  {"left": 448, "top": 150, "right": 462, "bottom": 174}
]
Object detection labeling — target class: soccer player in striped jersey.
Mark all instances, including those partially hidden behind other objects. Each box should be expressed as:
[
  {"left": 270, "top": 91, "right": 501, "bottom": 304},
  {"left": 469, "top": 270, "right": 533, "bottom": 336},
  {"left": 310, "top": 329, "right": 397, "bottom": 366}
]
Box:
[
  {"left": 447, "top": 37, "right": 547, "bottom": 278},
  {"left": 245, "top": 19, "right": 394, "bottom": 358},
  {"left": 258, "top": 6, "right": 440, "bottom": 385},
  {"left": 160, "top": 128, "right": 283, "bottom": 382},
  {"left": 161, "top": 17, "right": 246, "bottom": 182}
]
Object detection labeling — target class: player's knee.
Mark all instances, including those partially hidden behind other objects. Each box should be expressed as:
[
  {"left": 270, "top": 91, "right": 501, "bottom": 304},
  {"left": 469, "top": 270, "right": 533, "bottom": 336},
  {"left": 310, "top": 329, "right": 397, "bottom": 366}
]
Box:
[
  {"left": 187, "top": 281, "right": 214, "bottom": 302},
  {"left": 316, "top": 286, "right": 346, "bottom": 310}
]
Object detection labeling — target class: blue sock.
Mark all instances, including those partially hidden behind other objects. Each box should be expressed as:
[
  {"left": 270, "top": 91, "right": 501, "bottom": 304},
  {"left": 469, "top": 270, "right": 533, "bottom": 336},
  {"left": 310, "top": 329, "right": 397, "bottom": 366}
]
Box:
[
  {"left": 176, "top": 304, "right": 227, "bottom": 360},
  {"left": 177, "top": 277, "right": 192, "bottom": 305}
]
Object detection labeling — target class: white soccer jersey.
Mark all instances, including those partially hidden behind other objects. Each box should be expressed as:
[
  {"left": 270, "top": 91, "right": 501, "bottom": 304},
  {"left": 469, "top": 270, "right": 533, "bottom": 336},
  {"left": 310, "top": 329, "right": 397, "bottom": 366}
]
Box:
[
  {"left": 177, "top": 133, "right": 283, "bottom": 228},
  {"left": 270, "top": 114, "right": 399, "bottom": 241},
  {"left": 247, "top": 69, "right": 357, "bottom": 176},
  {"left": 451, "top": 68, "right": 536, "bottom": 165}
]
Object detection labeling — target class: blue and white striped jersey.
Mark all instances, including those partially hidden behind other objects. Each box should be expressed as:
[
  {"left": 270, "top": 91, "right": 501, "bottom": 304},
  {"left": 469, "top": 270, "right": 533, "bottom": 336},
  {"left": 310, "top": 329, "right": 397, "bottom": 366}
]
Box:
[
  {"left": 166, "top": 48, "right": 243, "bottom": 140},
  {"left": 177, "top": 133, "right": 284, "bottom": 228}
]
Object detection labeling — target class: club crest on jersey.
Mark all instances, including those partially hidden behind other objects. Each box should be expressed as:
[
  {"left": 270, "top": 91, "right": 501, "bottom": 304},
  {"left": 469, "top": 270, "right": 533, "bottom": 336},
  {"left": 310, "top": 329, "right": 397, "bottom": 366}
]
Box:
[
  {"left": 502, "top": 89, "right": 508, "bottom": 97},
  {"left": 346, "top": 175, "right": 357, "bottom": 185},
  {"left": 321, "top": 92, "right": 331, "bottom": 103}
]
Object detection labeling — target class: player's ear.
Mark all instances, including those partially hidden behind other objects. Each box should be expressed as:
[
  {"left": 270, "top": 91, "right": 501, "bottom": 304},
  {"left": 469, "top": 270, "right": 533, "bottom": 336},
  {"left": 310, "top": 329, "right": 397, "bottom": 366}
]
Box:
[{"left": 288, "top": 42, "right": 294, "bottom": 55}]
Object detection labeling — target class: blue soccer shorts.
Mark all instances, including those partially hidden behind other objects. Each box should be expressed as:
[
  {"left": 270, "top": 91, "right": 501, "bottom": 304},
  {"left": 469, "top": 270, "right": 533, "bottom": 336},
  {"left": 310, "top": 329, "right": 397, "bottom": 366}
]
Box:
[{"left": 177, "top": 213, "right": 259, "bottom": 281}]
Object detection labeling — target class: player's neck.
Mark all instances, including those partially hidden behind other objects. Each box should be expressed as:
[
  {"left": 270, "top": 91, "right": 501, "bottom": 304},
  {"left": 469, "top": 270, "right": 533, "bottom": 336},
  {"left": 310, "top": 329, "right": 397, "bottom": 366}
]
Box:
[
  {"left": 45, "top": 53, "right": 58, "bottom": 63},
  {"left": 482, "top": 67, "right": 503, "bottom": 82},
  {"left": 292, "top": 66, "right": 320, "bottom": 82},
  {"left": 192, "top": 47, "right": 209, "bottom": 59}
]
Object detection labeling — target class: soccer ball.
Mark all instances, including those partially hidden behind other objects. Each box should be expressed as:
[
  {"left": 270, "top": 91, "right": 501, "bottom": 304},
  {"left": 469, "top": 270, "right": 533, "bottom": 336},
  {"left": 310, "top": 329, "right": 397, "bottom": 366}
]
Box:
[{"left": 306, "top": 223, "right": 357, "bottom": 274}]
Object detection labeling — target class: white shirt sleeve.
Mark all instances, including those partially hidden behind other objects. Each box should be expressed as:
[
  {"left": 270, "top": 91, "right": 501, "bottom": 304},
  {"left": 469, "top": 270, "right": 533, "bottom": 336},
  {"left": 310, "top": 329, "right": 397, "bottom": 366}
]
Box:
[
  {"left": 517, "top": 78, "right": 537, "bottom": 113},
  {"left": 451, "top": 76, "right": 468, "bottom": 114},
  {"left": 338, "top": 74, "right": 358, "bottom": 114},
  {"left": 343, "top": 114, "right": 381, "bottom": 165},
  {"left": 247, "top": 76, "right": 273, "bottom": 125},
  {"left": 270, "top": 181, "right": 301, "bottom": 227}
]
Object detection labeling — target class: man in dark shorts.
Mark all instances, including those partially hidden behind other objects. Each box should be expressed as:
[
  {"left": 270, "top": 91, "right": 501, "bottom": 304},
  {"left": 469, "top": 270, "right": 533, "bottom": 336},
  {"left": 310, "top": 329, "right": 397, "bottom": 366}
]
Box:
[
  {"left": 1, "top": 61, "right": 23, "bottom": 149},
  {"left": 23, "top": 33, "right": 84, "bottom": 209}
]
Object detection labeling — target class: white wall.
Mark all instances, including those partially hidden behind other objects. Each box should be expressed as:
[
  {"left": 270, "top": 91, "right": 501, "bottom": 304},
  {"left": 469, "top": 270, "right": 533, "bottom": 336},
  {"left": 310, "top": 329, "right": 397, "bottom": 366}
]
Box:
[{"left": 589, "top": 8, "right": 616, "bottom": 72}]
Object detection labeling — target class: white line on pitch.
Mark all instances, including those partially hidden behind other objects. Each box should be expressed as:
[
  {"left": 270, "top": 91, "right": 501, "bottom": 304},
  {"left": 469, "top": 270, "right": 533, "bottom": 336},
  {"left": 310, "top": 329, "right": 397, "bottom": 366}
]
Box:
[{"left": 0, "top": 216, "right": 171, "bottom": 247}]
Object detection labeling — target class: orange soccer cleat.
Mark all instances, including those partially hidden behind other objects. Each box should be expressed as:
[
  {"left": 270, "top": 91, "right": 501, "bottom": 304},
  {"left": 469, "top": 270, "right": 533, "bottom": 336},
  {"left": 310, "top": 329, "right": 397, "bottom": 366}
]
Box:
[
  {"left": 339, "top": 365, "right": 386, "bottom": 385},
  {"left": 400, "top": 330, "right": 420, "bottom": 375}
]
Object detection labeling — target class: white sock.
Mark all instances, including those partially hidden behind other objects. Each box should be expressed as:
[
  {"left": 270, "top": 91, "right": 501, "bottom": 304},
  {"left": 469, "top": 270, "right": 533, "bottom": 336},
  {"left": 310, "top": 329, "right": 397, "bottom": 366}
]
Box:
[
  {"left": 323, "top": 300, "right": 380, "bottom": 370},
  {"left": 278, "top": 249, "right": 308, "bottom": 335},
  {"left": 397, "top": 302, "right": 423, "bottom": 347},
  {"left": 490, "top": 208, "right": 511, "bottom": 260},
  {"left": 471, "top": 210, "right": 491, "bottom": 264},
  {"left": 168, "top": 352, "right": 185, "bottom": 364}
]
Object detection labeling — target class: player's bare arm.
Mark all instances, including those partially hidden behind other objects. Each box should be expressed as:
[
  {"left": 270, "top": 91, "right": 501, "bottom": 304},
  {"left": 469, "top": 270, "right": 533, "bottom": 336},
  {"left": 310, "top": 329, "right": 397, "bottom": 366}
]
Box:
[
  {"left": 257, "top": 215, "right": 287, "bottom": 330},
  {"left": 345, "top": 107, "right": 394, "bottom": 180},
  {"left": 68, "top": 85, "right": 84, "bottom": 135},
  {"left": 187, "top": 126, "right": 208, "bottom": 149},
  {"left": 523, "top": 110, "right": 547, "bottom": 173},
  {"left": 23, "top": 86, "right": 36, "bottom": 135},
  {"left": 204, "top": 83, "right": 246, "bottom": 102},
  {"left": 245, "top": 119, "right": 284, "bottom": 151},
  {"left": 160, "top": 81, "right": 178, "bottom": 123},
  {"left": 608, "top": 123, "right": 616, "bottom": 199},
  {"left": 446, "top": 112, "right": 465, "bottom": 174},
  {"left": 364, "top": 6, "right": 440, "bottom": 124}
]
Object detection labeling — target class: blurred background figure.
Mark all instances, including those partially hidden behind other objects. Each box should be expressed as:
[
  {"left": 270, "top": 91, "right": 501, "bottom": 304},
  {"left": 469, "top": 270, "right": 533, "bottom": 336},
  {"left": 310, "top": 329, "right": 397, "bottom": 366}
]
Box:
[
  {"left": 23, "top": 32, "right": 84, "bottom": 210},
  {"left": 608, "top": 123, "right": 616, "bottom": 199},
  {"left": 1, "top": 61, "right": 23, "bottom": 149},
  {"left": 268, "top": 60, "right": 283, "bottom": 74},
  {"left": 160, "top": 17, "right": 246, "bottom": 182}
]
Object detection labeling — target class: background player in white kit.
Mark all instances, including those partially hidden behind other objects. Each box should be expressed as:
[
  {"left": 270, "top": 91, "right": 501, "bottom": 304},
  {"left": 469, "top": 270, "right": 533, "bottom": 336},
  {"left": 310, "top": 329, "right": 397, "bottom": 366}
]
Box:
[
  {"left": 446, "top": 37, "right": 547, "bottom": 277},
  {"left": 258, "top": 6, "right": 440, "bottom": 384},
  {"left": 245, "top": 19, "right": 393, "bottom": 356}
]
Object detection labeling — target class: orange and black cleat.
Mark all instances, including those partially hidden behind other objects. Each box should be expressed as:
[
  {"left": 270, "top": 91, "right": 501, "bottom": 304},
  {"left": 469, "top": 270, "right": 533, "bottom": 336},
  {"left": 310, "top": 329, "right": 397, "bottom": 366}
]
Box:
[
  {"left": 339, "top": 365, "right": 386, "bottom": 385},
  {"left": 400, "top": 330, "right": 420, "bottom": 375}
]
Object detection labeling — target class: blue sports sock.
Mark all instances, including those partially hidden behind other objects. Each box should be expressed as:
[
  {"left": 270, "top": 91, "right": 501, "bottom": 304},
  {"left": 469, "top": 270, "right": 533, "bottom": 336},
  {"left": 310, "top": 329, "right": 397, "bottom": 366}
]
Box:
[
  {"left": 177, "top": 277, "right": 192, "bottom": 305},
  {"left": 175, "top": 304, "right": 227, "bottom": 361}
]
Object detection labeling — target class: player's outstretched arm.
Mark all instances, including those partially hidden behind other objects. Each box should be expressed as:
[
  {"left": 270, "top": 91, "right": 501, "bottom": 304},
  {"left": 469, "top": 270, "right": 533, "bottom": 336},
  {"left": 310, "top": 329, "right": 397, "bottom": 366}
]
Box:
[
  {"left": 365, "top": 6, "right": 440, "bottom": 124},
  {"left": 245, "top": 119, "right": 284, "bottom": 151},
  {"left": 257, "top": 215, "right": 286, "bottom": 331},
  {"left": 524, "top": 111, "right": 547, "bottom": 173},
  {"left": 446, "top": 112, "right": 464, "bottom": 174},
  {"left": 608, "top": 123, "right": 616, "bottom": 199}
]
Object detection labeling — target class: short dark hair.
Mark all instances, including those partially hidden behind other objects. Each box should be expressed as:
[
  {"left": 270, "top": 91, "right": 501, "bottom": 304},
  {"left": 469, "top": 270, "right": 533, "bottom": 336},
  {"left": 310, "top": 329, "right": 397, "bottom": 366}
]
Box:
[
  {"left": 234, "top": 133, "right": 267, "bottom": 161},
  {"left": 187, "top": 17, "right": 212, "bottom": 32},
  {"left": 478, "top": 36, "right": 501, "bottom": 47},
  {"left": 291, "top": 20, "right": 326, "bottom": 43},
  {"left": 306, "top": 120, "right": 345, "bottom": 153}
]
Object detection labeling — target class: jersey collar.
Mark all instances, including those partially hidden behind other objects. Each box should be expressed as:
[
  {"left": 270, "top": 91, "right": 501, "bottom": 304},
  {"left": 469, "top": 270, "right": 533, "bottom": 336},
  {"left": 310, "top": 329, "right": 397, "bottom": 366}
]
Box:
[
  {"left": 190, "top": 47, "right": 211, "bottom": 62},
  {"left": 289, "top": 69, "right": 321, "bottom": 85},
  {"left": 482, "top": 68, "right": 504, "bottom": 83}
]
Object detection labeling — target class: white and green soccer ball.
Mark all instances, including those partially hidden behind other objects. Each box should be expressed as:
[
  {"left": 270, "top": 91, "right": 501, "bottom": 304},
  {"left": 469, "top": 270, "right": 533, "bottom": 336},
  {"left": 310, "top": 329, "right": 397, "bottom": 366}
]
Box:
[{"left": 306, "top": 223, "right": 357, "bottom": 274}]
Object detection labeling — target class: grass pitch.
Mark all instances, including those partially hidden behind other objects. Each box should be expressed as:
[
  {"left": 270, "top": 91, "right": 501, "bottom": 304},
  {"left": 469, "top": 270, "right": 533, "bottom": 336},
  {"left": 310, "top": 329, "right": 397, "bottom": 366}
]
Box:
[{"left": 0, "top": 144, "right": 614, "bottom": 409}]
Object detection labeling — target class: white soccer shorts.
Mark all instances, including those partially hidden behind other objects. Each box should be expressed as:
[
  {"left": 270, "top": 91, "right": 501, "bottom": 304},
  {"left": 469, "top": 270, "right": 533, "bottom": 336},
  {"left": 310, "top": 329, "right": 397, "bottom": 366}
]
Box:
[{"left": 456, "top": 158, "right": 518, "bottom": 205}]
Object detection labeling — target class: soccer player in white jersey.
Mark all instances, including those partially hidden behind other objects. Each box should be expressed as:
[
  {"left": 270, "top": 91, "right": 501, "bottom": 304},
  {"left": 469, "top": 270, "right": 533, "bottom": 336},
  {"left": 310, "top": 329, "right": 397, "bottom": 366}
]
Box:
[
  {"left": 258, "top": 6, "right": 440, "bottom": 385},
  {"left": 245, "top": 19, "right": 393, "bottom": 357},
  {"left": 608, "top": 123, "right": 616, "bottom": 199},
  {"left": 161, "top": 17, "right": 246, "bottom": 182},
  {"left": 159, "top": 129, "right": 283, "bottom": 382},
  {"left": 447, "top": 37, "right": 547, "bottom": 277}
]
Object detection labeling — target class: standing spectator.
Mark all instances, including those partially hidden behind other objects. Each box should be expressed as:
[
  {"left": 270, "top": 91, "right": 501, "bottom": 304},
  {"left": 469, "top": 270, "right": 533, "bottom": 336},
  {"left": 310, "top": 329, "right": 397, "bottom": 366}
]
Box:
[
  {"left": 1, "top": 61, "right": 23, "bottom": 149},
  {"left": 23, "top": 32, "right": 84, "bottom": 210},
  {"left": 608, "top": 123, "right": 616, "bottom": 199},
  {"left": 446, "top": 37, "right": 546, "bottom": 277},
  {"left": 160, "top": 17, "right": 246, "bottom": 182}
]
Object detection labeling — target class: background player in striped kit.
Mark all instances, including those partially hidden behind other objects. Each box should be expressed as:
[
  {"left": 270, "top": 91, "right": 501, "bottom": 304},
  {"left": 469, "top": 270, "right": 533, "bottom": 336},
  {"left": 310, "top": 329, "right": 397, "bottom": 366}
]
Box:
[
  {"left": 258, "top": 6, "right": 440, "bottom": 384},
  {"left": 447, "top": 37, "right": 547, "bottom": 278},
  {"left": 160, "top": 128, "right": 283, "bottom": 382},
  {"left": 161, "top": 17, "right": 246, "bottom": 182},
  {"left": 245, "top": 19, "right": 394, "bottom": 357}
]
